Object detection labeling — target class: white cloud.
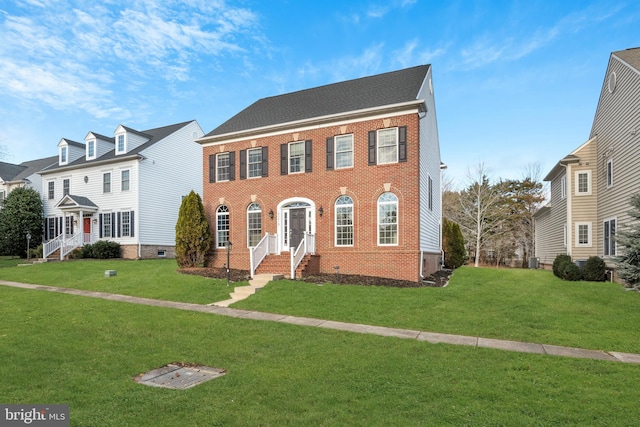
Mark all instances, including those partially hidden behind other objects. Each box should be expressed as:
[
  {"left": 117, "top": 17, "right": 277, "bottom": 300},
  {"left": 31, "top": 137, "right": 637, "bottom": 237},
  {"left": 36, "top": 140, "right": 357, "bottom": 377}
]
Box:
[{"left": 0, "top": 1, "right": 262, "bottom": 119}]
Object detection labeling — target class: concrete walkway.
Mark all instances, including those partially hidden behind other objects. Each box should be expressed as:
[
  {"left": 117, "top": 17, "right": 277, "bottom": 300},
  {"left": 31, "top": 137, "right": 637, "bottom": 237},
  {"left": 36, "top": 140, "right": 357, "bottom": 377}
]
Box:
[{"left": 3, "top": 279, "right": 640, "bottom": 365}]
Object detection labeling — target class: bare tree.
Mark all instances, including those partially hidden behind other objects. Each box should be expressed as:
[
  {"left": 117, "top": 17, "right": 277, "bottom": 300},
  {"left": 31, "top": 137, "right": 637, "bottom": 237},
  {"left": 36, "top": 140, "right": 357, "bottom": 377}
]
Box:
[{"left": 454, "top": 163, "right": 508, "bottom": 267}]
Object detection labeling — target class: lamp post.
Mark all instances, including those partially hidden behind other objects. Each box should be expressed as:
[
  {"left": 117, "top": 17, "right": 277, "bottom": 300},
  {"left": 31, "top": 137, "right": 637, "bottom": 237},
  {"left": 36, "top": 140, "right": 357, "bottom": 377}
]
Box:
[
  {"left": 226, "top": 241, "right": 233, "bottom": 286},
  {"left": 26, "top": 232, "right": 31, "bottom": 261}
]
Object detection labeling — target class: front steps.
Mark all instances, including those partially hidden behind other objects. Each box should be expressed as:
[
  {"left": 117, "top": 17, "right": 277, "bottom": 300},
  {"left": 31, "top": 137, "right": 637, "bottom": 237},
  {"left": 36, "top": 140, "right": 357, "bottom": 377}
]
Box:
[
  {"left": 211, "top": 273, "right": 283, "bottom": 307},
  {"left": 255, "top": 254, "right": 319, "bottom": 278}
]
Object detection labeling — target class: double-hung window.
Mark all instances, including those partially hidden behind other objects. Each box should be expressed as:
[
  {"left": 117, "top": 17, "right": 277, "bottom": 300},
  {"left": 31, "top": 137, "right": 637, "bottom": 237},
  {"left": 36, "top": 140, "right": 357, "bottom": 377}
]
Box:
[
  {"left": 217, "top": 153, "right": 231, "bottom": 181},
  {"left": 575, "top": 222, "right": 591, "bottom": 247},
  {"left": 116, "top": 134, "right": 125, "bottom": 153},
  {"left": 103, "top": 172, "right": 111, "bottom": 193},
  {"left": 216, "top": 205, "right": 230, "bottom": 248},
  {"left": 102, "top": 213, "right": 112, "bottom": 238},
  {"left": 604, "top": 218, "right": 616, "bottom": 256},
  {"left": 248, "top": 148, "right": 262, "bottom": 178},
  {"left": 121, "top": 211, "right": 131, "bottom": 237},
  {"left": 87, "top": 140, "right": 95, "bottom": 159},
  {"left": 63, "top": 178, "right": 70, "bottom": 196},
  {"left": 368, "top": 127, "right": 407, "bottom": 165},
  {"left": 247, "top": 203, "right": 262, "bottom": 247},
  {"left": 48, "top": 181, "right": 55, "bottom": 200},
  {"left": 575, "top": 171, "right": 591, "bottom": 195},
  {"left": 289, "top": 141, "right": 305, "bottom": 173},
  {"left": 60, "top": 146, "right": 67, "bottom": 164},
  {"left": 121, "top": 170, "right": 130, "bottom": 191},
  {"left": 335, "top": 135, "right": 354, "bottom": 169},
  {"left": 607, "top": 159, "right": 614, "bottom": 188},
  {"left": 377, "top": 128, "right": 398, "bottom": 164},
  {"left": 378, "top": 192, "right": 398, "bottom": 245},
  {"left": 335, "top": 195, "right": 354, "bottom": 246},
  {"left": 560, "top": 176, "right": 566, "bottom": 199}
]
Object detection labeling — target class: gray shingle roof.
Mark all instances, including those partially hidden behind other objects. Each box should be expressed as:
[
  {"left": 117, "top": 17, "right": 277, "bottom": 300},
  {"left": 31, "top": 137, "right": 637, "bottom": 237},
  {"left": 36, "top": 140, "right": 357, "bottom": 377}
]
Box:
[
  {"left": 42, "top": 120, "right": 195, "bottom": 173},
  {"left": 614, "top": 47, "right": 640, "bottom": 72},
  {"left": 205, "top": 64, "right": 431, "bottom": 137},
  {"left": 0, "top": 161, "right": 26, "bottom": 181},
  {"left": 14, "top": 156, "right": 59, "bottom": 181}
]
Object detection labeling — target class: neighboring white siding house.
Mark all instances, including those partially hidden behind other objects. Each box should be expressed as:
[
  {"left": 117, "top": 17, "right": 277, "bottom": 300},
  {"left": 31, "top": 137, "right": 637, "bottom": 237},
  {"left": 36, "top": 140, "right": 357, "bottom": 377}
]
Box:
[
  {"left": 39, "top": 120, "right": 204, "bottom": 259},
  {"left": 535, "top": 47, "right": 640, "bottom": 273},
  {"left": 0, "top": 156, "right": 58, "bottom": 203}
]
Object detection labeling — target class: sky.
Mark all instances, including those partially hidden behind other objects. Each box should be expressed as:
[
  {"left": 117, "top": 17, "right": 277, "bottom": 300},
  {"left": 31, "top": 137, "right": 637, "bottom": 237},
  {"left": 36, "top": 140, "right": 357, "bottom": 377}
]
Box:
[{"left": 1, "top": 0, "right": 639, "bottom": 189}]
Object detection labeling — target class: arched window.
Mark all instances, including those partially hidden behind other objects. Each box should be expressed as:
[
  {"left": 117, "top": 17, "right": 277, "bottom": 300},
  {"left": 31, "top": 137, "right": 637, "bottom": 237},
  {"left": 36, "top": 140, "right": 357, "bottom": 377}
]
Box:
[
  {"left": 216, "top": 205, "right": 230, "bottom": 248},
  {"left": 247, "top": 203, "right": 262, "bottom": 247},
  {"left": 377, "top": 192, "right": 398, "bottom": 245},
  {"left": 335, "top": 195, "right": 354, "bottom": 246}
]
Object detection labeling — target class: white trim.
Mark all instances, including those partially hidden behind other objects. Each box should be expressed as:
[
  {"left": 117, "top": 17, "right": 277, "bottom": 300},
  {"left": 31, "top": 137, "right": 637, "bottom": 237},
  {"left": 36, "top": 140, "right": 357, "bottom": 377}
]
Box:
[
  {"left": 288, "top": 141, "right": 305, "bottom": 174},
  {"left": 334, "top": 134, "right": 354, "bottom": 169},
  {"left": 603, "top": 217, "right": 617, "bottom": 257},
  {"left": 377, "top": 192, "right": 399, "bottom": 246},
  {"left": 197, "top": 102, "right": 423, "bottom": 146},
  {"left": 575, "top": 222, "right": 592, "bottom": 247},
  {"left": 334, "top": 195, "right": 354, "bottom": 247},
  {"left": 606, "top": 158, "right": 614, "bottom": 188},
  {"left": 277, "top": 197, "right": 316, "bottom": 252},
  {"left": 116, "top": 133, "right": 126, "bottom": 154},
  {"left": 574, "top": 170, "right": 592, "bottom": 196}
]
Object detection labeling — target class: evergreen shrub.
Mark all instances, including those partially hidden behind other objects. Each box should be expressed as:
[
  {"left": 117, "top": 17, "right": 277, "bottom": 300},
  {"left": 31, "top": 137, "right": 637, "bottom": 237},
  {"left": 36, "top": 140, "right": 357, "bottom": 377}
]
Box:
[
  {"left": 552, "top": 254, "right": 572, "bottom": 278},
  {"left": 582, "top": 256, "right": 606, "bottom": 282}
]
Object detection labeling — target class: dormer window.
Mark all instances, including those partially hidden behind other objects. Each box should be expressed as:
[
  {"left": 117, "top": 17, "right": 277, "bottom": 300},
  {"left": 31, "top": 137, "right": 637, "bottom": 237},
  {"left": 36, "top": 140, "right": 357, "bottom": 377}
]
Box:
[
  {"left": 87, "top": 140, "right": 96, "bottom": 159},
  {"left": 60, "top": 146, "right": 68, "bottom": 164},
  {"left": 116, "top": 134, "right": 126, "bottom": 154}
]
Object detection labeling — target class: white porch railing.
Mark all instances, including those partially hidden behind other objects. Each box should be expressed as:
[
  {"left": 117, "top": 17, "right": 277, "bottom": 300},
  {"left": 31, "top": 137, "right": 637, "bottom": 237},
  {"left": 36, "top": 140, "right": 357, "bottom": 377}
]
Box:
[
  {"left": 43, "top": 235, "right": 62, "bottom": 259},
  {"left": 249, "top": 233, "right": 278, "bottom": 278},
  {"left": 43, "top": 232, "right": 95, "bottom": 260},
  {"left": 290, "top": 232, "right": 315, "bottom": 279}
]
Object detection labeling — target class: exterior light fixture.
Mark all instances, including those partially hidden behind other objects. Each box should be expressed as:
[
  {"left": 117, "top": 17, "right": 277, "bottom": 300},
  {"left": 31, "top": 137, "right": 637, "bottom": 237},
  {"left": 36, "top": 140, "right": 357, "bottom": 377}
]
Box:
[
  {"left": 318, "top": 206, "right": 324, "bottom": 217},
  {"left": 268, "top": 209, "right": 274, "bottom": 219}
]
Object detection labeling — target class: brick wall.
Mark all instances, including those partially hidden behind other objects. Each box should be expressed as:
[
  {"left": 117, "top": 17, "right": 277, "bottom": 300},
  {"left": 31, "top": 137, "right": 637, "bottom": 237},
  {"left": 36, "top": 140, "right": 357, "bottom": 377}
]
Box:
[{"left": 201, "top": 113, "right": 433, "bottom": 282}]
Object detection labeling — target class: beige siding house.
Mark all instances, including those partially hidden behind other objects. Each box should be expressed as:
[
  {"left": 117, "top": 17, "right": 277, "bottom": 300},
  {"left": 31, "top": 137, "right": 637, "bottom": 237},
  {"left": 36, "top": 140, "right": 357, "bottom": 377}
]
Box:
[{"left": 535, "top": 47, "right": 640, "bottom": 272}]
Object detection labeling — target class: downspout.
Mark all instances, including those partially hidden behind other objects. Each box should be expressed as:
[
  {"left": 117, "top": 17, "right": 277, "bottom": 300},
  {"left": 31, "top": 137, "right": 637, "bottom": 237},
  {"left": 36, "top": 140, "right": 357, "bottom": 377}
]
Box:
[
  {"left": 136, "top": 159, "right": 142, "bottom": 258},
  {"left": 565, "top": 163, "right": 572, "bottom": 258}
]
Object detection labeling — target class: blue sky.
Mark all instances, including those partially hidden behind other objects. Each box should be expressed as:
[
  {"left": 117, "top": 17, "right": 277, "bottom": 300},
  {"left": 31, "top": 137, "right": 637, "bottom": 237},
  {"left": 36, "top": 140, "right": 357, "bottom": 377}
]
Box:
[{"left": 1, "top": 0, "right": 638, "bottom": 188}]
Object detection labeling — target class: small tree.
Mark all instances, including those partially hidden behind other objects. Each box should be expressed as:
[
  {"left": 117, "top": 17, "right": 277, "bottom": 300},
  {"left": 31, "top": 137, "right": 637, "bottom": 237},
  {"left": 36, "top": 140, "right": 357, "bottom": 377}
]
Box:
[
  {"left": 175, "top": 190, "right": 211, "bottom": 268},
  {"left": 615, "top": 194, "right": 640, "bottom": 289},
  {"left": 0, "top": 187, "right": 44, "bottom": 257},
  {"left": 442, "top": 217, "right": 466, "bottom": 269}
]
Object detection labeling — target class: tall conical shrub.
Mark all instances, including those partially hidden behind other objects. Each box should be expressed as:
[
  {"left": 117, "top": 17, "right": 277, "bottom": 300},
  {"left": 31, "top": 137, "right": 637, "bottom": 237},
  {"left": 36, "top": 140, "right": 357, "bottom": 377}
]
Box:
[
  {"left": 175, "top": 190, "right": 211, "bottom": 268},
  {"left": 443, "top": 217, "right": 467, "bottom": 269}
]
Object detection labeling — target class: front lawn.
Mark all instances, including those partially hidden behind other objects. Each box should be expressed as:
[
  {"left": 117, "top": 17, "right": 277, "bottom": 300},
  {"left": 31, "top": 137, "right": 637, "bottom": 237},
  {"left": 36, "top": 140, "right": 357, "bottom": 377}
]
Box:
[
  {"left": 232, "top": 266, "right": 640, "bottom": 353},
  {"left": 0, "top": 259, "right": 236, "bottom": 304},
  {"left": 2, "top": 285, "right": 640, "bottom": 426}
]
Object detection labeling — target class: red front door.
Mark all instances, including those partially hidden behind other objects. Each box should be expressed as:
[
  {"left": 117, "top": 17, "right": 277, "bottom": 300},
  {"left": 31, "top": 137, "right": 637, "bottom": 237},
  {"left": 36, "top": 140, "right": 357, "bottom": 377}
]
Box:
[{"left": 83, "top": 217, "right": 91, "bottom": 234}]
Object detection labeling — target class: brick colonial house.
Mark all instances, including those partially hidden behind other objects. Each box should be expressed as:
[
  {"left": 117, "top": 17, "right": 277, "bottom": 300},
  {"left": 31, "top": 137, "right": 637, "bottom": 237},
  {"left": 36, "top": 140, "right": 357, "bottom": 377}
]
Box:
[{"left": 197, "top": 65, "right": 442, "bottom": 282}]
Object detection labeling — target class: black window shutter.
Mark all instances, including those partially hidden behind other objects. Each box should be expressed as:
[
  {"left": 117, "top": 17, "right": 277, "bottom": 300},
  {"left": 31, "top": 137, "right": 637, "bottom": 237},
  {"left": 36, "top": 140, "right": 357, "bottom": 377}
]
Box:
[
  {"left": 305, "top": 140, "right": 312, "bottom": 173},
  {"left": 130, "top": 211, "right": 135, "bottom": 237},
  {"left": 70, "top": 217, "right": 74, "bottom": 235},
  {"left": 117, "top": 212, "right": 122, "bottom": 238},
  {"left": 111, "top": 213, "right": 116, "bottom": 238},
  {"left": 368, "top": 131, "right": 377, "bottom": 165},
  {"left": 209, "top": 154, "right": 215, "bottom": 183},
  {"left": 229, "top": 152, "right": 236, "bottom": 181},
  {"left": 399, "top": 126, "right": 407, "bottom": 162},
  {"left": 262, "top": 147, "right": 269, "bottom": 177},
  {"left": 280, "top": 144, "right": 288, "bottom": 175},
  {"left": 99, "top": 214, "right": 103, "bottom": 238},
  {"left": 239, "top": 150, "right": 246, "bottom": 180},
  {"left": 326, "top": 137, "right": 334, "bottom": 170}
]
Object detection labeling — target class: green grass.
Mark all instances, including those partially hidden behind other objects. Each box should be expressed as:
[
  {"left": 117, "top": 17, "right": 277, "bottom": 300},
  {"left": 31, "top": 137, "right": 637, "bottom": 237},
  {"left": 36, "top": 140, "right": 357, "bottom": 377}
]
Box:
[
  {"left": 0, "top": 256, "right": 24, "bottom": 268},
  {"left": 0, "top": 259, "right": 237, "bottom": 304},
  {"left": 2, "top": 286, "right": 640, "bottom": 426},
  {"left": 232, "top": 267, "right": 640, "bottom": 353}
]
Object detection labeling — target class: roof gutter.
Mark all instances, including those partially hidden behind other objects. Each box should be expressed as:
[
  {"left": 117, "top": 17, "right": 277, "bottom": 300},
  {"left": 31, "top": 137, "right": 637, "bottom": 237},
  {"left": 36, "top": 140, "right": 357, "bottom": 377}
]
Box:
[
  {"left": 197, "top": 99, "right": 426, "bottom": 145},
  {"left": 39, "top": 154, "right": 145, "bottom": 175}
]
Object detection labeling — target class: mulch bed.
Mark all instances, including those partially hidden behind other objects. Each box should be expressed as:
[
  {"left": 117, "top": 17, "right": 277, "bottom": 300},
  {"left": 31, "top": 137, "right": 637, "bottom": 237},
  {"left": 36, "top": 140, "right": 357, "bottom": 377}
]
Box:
[
  {"left": 178, "top": 267, "right": 250, "bottom": 283},
  {"left": 178, "top": 267, "right": 452, "bottom": 288}
]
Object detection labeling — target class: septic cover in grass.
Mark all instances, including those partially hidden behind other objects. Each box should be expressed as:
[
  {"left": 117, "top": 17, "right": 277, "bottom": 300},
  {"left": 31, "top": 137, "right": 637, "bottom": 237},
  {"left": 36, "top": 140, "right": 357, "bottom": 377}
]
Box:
[{"left": 134, "top": 362, "right": 226, "bottom": 389}]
